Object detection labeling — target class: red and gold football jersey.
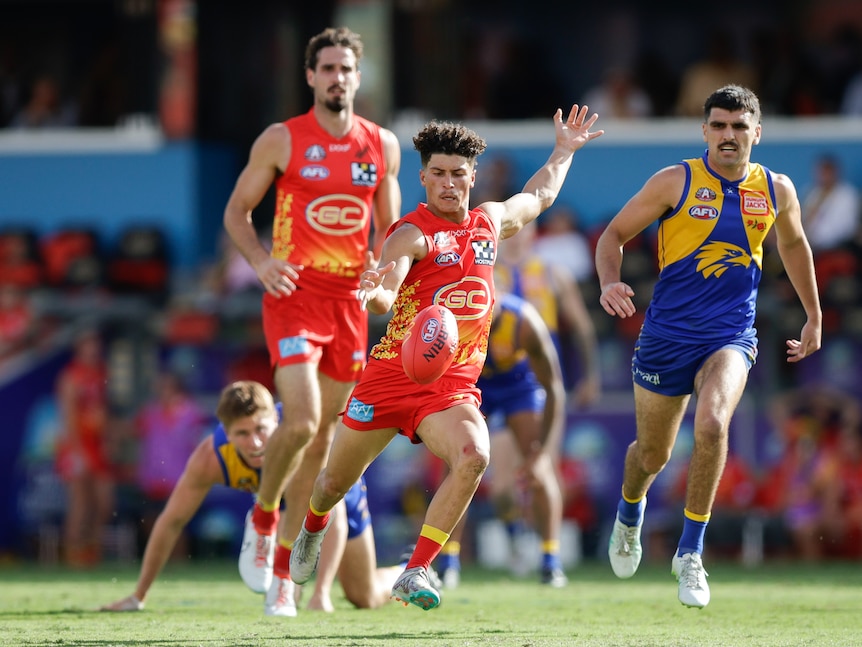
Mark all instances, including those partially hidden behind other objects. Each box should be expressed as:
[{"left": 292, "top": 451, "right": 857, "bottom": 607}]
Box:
[
  {"left": 272, "top": 110, "right": 386, "bottom": 298},
  {"left": 370, "top": 204, "right": 498, "bottom": 385}
]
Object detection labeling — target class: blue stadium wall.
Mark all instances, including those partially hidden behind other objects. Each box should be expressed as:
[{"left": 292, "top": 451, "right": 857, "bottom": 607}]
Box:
[{"left": 2, "top": 117, "right": 862, "bottom": 269}]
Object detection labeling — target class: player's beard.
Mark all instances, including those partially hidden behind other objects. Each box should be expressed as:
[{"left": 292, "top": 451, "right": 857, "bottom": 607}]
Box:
[{"left": 324, "top": 96, "right": 347, "bottom": 113}]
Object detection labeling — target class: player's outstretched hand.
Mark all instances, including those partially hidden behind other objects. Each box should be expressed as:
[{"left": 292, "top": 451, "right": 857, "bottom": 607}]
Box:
[
  {"left": 555, "top": 104, "right": 604, "bottom": 153},
  {"left": 358, "top": 260, "right": 396, "bottom": 312},
  {"left": 99, "top": 594, "right": 144, "bottom": 612}
]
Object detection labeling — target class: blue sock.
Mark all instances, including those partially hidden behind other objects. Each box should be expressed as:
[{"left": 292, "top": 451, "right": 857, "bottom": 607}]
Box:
[
  {"left": 542, "top": 552, "right": 561, "bottom": 571},
  {"left": 437, "top": 553, "right": 460, "bottom": 572},
  {"left": 617, "top": 497, "right": 645, "bottom": 527},
  {"left": 677, "top": 515, "right": 708, "bottom": 556}
]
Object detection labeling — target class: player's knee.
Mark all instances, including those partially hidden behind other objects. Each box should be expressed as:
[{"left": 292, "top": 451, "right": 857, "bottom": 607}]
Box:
[
  {"left": 317, "top": 469, "right": 350, "bottom": 501},
  {"left": 284, "top": 420, "right": 317, "bottom": 448},
  {"left": 346, "top": 590, "right": 378, "bottom": 609},
  {"left": 693, "top": 414, "right": 729, "bottom": 447},
  {"left": 637, "top": 446, "right": 672, "bottom": 475},
  {"left": 452, "top": 443, "right": 490, "bottom": 479}
]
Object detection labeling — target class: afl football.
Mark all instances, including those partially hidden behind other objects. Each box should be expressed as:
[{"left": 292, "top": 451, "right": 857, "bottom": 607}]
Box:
[{"left": 401, "top": 304, "right": 459, "bottom": 384}]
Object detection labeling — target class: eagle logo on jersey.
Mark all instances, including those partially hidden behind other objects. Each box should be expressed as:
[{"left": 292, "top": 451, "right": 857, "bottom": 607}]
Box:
[{"left": 694, "top": 241, "right": 751, "bottom": 278}]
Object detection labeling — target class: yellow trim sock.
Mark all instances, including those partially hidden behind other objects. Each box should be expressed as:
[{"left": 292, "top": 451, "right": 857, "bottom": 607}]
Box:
[
  {"left": 684, "top": 508, "right": 711, "bottom": 523},
  {"left": 420, "top": 524, "right": 450, "bottom": 546}
]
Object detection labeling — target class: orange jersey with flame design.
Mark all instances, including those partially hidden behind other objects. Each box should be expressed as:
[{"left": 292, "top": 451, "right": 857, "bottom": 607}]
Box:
[
  {"left": 644, "top": 152, "right": 777, "bottom": 342},
  {"left": 272, "top": 110, "right": 386, "bottom": 297},
  {"left": 369, "top": 204, "right": 498, "bottom": 384}
]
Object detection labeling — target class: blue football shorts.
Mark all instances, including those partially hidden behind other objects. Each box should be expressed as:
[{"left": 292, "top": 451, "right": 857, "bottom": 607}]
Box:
[{"left": 631, "top": 329, "right": 757, "bottom": 397}]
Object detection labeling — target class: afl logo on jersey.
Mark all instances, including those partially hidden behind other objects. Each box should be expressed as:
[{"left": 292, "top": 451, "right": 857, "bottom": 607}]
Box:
[
  {"left": 305, "top": 145, "right": 326, "bottom": 161},
  {"left": 689, "top": 205, "right": 719, "bottom": 220},
  {"left": 300, "top": 165, "right": 330, "bottom": 180},
  {"left": 435, "top": 251, "right": 461, "bottom": 267},
  {"left": 435, "top": 277, "right": 492, "bottom": 321},
  {"left": 306, "top": 194, "right": 368, "bottom": 236}
]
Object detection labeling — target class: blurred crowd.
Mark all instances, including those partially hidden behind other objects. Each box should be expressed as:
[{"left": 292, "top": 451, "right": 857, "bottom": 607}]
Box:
[{"left": 3, "top": 8, "right": 862, "bottom": 134}]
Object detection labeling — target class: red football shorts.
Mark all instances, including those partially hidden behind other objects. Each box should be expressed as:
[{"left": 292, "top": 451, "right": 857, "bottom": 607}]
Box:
[
  {"left": 55, "top": 436, "right": 112, "bottom": 480},
  {"left": 341, "top": 359, "right": 482, "bottom": 443},
  {"left": 262, "top": 290, "right": 367, "bottom": 383}
]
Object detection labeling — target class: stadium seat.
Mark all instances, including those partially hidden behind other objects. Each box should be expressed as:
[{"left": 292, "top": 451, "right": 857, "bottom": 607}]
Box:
[
  {"left": 0, "top": 227, "right": 43, "bottom": 288},
  {"left": 39, "top": 228, "right": 104, "bottom": 289},
  {"left": 107, "top": 226, "right": 171, "bottom": 303}
]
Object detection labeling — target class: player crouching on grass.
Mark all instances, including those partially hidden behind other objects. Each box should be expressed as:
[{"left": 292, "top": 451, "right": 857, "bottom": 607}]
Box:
[{"left": 100, "top": 381, "right": 405, "bottom": 615}]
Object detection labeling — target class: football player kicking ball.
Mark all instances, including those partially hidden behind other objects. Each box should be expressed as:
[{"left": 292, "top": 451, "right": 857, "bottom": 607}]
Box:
[
  {"left": 288, "top": 105, "right": 603, "bottom": 611},
  {"left": 100, "top": 381, "right": 402, "bottom": 614}
]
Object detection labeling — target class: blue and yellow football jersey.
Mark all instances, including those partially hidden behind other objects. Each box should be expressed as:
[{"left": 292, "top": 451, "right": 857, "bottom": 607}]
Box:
[{"left": 643, "top": 152, "right": 777, "bottom": 343}]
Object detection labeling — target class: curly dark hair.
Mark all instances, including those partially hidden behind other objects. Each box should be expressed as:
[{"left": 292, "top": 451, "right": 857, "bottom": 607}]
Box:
[
  {"left": 305, "top": 26, "right": 364, "bottom": 71},
  {"left": 703, "top": 85, "right": 761, "bottom": 124},
  {"left": 413, "top": 121, "right": 488, "bottom": 167}
]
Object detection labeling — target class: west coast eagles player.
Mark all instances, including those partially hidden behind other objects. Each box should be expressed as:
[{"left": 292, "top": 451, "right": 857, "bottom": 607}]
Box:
[{"left": 596, "top": 85, "right": 821, "bottom": 608}]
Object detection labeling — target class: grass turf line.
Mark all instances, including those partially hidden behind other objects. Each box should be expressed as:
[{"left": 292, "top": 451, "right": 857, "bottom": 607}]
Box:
[{"left": 1, "top": 560, "right": 860, "bottom": 646}]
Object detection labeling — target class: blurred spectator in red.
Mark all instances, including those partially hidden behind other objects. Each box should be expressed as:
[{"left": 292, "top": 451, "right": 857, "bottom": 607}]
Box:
[
  {"left": 559, "top": 451, "right": 599, "bottom": 558},
  {"left": 583, "top": 66, "right": 652, "bottom": 119},
  {"left": 800, "top": 155, "right": 861, "bottom": 254},
  {"left": 0, "top": 228, "right": 42, "bottom": 290},
  {"left": 133, "top": 370, "right": 207, "bottom": 558},
  {"left": 813, "top": 423, "right": 862, "bottom": 559},
  {"left": 54, "top": 327, "right": 115, "bottom": 568},
  {"left": 757, "top": 387, "right": 860, "bottom": 560},
  {"left": 10, "top": 75, "right": 77, "bottom": 128},
  {"left": 0, "top": 283, "right": 36, "bottom": 359}
]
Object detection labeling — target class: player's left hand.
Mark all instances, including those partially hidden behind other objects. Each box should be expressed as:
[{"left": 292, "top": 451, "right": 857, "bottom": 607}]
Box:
[
  {"left": 785, "top": 320, "right": 822, "bottom": 363},
  {"left": 358, "top": 260, "right": 395, "bottom": 311}
]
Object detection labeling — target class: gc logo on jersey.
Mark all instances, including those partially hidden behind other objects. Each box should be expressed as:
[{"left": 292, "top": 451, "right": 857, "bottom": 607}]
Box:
[
  {"left": 351, "top": 162, "right": 378, "bottom": 187},
  {"left": 435, "top": 277, "right": 492, "bottom": 320},
  {"left": 306, "top": 194, "right": 368, "bottom": 235}
]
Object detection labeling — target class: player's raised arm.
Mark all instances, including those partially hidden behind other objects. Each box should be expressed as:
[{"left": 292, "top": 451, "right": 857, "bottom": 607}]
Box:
[{"left": 488, "top": 104, "right": 603, "bottom": 241}]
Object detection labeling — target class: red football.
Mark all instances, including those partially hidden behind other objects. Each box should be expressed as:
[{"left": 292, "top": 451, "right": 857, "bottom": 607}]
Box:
[{"left": 401, "top": 304, "right": 459, "bottom": 384}]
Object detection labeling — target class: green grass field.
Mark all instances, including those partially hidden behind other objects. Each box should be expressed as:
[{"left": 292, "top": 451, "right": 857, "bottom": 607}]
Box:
[{"left": 2, "top": 558, "right": 860, "bottom": 647}]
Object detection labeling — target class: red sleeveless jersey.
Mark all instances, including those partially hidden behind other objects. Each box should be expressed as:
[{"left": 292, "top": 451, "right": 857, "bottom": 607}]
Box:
[
  {"left": 272, "top": 110, "right": 386, "bottom": 298},
  {"left": 369, "top": 204, "right": 498, "bottom": 384}
]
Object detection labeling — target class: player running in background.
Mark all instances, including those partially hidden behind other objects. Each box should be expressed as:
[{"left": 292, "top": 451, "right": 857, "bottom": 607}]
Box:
[
  {"left": 437, "top": 292, "right": 569, "bottom": 588},
  {"left": 288, "top": 104, "right": 603, "bottom": 611},
  {"left": 595, "top": 85, "right": 821, "bottom": 608},
  {"left": 100, "top": 381, "right": 402, "bottom": 615},
  {"left": 222, "top": 26, "right": 401, "bottom": 615}
]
